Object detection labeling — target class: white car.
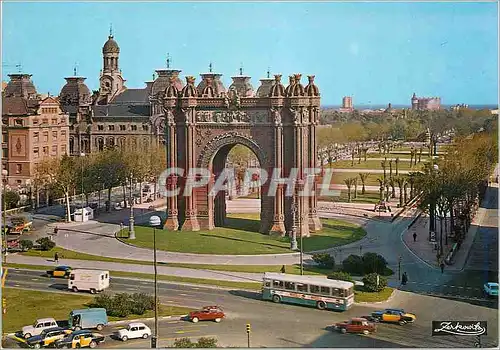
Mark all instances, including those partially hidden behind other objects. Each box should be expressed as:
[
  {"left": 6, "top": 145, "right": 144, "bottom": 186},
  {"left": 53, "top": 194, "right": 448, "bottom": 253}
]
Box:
[
  {"left": 483, "top": 282, "right": 498, "bottom": 297},
  {"left": 116, "top": 322, "right": 151, "bottom": 341},
  {"left": 22, "top": 318, "right": 58, "bottom": 339}
]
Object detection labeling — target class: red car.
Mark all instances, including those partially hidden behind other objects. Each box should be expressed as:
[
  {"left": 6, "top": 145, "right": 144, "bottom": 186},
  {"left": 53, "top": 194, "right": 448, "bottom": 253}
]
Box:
[
  {"left": 334, "top": 318, "right": 376, "bottom": 334},
  {"left": 188, "top": 306, "right": 225, "bottom": 323}
]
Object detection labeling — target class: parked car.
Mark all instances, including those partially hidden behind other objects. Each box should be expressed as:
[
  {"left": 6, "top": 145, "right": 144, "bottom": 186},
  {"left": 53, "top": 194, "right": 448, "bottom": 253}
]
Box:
[
  {"left": 483, "top": 282, "right": 498, "bottom": 297},
  {"left": 54, "top": 330, "right": 105, "bottom": 349},
  {"left": 187, "top": 306, "right": 225, "bottom": 323},
  {"left": 371, "top": 308, "right": 416, "bottom": 325},
  {"left": 68, "top": 308, "right": 108, "bottom": 331},
  {"left": 25, "top": 327, "right": 72, "bottom": 348},
  {"left": 116, "top": 322, "right": 151, "bottom": 341},
  {"left": 47, "top": 266, "right": 72, "bottom": 278},
  {"left": 22, "top": 318, "right": 59, "bottom": 339},
  {"left": 334, "top": 318, "right": 376, "bottom": 334}
]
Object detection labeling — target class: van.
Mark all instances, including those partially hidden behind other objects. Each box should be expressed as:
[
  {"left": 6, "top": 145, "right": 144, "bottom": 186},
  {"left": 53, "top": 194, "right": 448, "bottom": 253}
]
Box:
[
  {"left": 69, "top": 308, "right": 108, "bottom": 331},
  {"left": 68, "top": 269, "right": 109, "bottom": 294}
]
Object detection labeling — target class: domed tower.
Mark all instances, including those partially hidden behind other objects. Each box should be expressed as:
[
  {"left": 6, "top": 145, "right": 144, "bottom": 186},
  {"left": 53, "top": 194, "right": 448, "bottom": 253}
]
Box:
[
  {"left": 4, "top": 74, "right": 38, "bottom": 99},
  {"left": 98, "top": 27, "right": 126, "bottom": 104},
  {"left": 411, "top": 93, "right": 418, "bottom": 110},
  {"left": 197, "top": 63, "right": 226, "bottom": 97},
  {"left": 228, "top": 65, "right": 254, "bottom": 97},
  {"left": 150, "top": 55, "right": 184, "bottom": 116},
  {"left": 256, "top": 68, "right": 274, "bottom": 98}
]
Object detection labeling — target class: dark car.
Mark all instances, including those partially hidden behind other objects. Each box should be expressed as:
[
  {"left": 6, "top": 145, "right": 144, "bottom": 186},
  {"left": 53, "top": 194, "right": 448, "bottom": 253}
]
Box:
[
  {"left": 25, "top": 327, "right": 72, "bottom": 349},
  {"left": 54, "top": 330, "right": 105, "bottom": 349},
  {"left": 334, "top": 318, "right": 376, "bottom": 334},
  {"left": 46, "top": 266, "right": 72, "bottom": 278}
]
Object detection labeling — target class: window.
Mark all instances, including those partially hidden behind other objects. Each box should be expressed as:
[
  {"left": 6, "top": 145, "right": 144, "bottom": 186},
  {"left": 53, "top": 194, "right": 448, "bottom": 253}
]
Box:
[
  {"left": 101, "top": 275, "right": 104, "bottom": 280},
  {"left": 69, "top": 125, "right": 74, "bottom": 130},
  {"left": 51, "top": 145, "right": 57, "bottom": 155},
  {"left": 36, "top": 323, "right": 44, "bottom": 328},
  {"left": 15, "top": 119, "right": 23, "bottom": 126},
  {"left": 34, "top": 147, "right": 39, "bottom": 158},
  {"left": 44, "top": 322, "right": 52, "bottom": 327},
  {"left": 33, "top": 132, "right": 39, "bottom": 143},
  {"left": 108, "top": 125, "right": 115, "bottom": 131},
  {"left": 131, "top": 327, "right": 138, "bottom": 331},
  {"left": 52, "top": 119, "right": 57, "bottom": 125},
  {"left": 43, "top": 132, "right": 48, "bottom": 142},
  {"left": 309, "top": 285, "right": 320, "bottom": 294},
  {"left": 139, "top": 326, "right": 145, "bottom": 331},
  {"left": 142, "top": 125, "right": 148, "bottom": 131},
  {"left": 42, "top": 119, "right": 48, "bottom": 124},
  {"left": 320, "top": 286, "right": 330, "bottom": 295},
  {"left": 120, "top": 125, "right": 126, "bottom": 131},
  {"left": 52, "top": 131, "right": 58, "bottom": 141},
  {"left": 16, "top": 164, "right": 22, "bottom": 174},
  {"left": 61, "top": 131, "right": 66, "bottom": 140},
  {"left": 297, "top": 283, "right": 307, "bottom": 292},
  {"left": 131, "top": 125, "right": 137, "bottom": 131},
  {"left": 70, "top": 274, "right": 75, "bottom": 280},
  {"left": 273, "top": 280, "right": 283, "bottom": 289},
  {"left": 332, "top": 288, "right": 340, "bottom": 297},
  {"left": 264, "top": 281, "right": 271, "bottom": 287},
  {"left": 97, "top": 125, "right": 104, "bottom": 131},
  {"left": 43, "top": 146, "right": 48, "bottom": 155},
  {"left": 61, "top": 145, "right": 67, "bottom": 154},
  {"left": 33, "top": 119, "right": 39, "bottom": 125},
  {"left": 284, "top": 282, "right": 295, "bottom": 291}
]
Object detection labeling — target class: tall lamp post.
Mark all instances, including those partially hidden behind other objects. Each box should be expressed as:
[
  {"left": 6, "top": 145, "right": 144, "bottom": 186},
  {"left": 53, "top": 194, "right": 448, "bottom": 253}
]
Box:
[
  {"left": 129, "top": 173, "right": 135, "bottom": 239},
  {"left": 80, "top": 153, "right": 85, "bottom": 221},
  {"left": 2, "top": 169, "right": 8, "bottom": 264},
  {"left": 290, "top": 183, "right": 298, "bottom": 251},
  {"left": 149, "top": 215, "right": 161, "bottom": 349}
]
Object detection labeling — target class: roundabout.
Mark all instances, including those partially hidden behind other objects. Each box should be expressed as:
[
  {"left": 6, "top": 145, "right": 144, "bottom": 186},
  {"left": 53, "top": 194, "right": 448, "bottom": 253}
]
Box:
[{"left": 118, "top": 213, "right": 367, "bottom": 255}]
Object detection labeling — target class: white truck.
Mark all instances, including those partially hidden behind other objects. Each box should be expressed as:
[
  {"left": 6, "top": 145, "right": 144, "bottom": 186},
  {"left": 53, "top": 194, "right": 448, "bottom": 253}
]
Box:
[{"left": 68, "top": 269, "right": 110, "bottom": 294}]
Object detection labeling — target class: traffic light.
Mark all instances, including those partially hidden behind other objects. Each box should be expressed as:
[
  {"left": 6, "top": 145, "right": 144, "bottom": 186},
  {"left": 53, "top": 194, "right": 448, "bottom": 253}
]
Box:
[{"left": 246, "top": 323, "right": 251, "bottom": 334}]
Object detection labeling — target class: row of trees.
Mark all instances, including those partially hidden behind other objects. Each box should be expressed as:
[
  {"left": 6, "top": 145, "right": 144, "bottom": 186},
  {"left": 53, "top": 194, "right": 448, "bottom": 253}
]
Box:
[
  {"left": 32, "top": 144, "right": 166, "bottom": 222},
  {"left": 414, "top": 131, "right": 498, "bottom": 257}
]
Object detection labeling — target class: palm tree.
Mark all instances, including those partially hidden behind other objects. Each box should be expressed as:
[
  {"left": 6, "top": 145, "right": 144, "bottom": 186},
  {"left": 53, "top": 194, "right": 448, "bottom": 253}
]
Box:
[
  {"left": 376, "top": 177, "right": 385, "bottom": 201},
  {"left": 418, "top": 147, "right": 423, "bottom": 162},
  {"left": 363, "top": 147, "right": 369, "bottom": 162},
  {"left": 389, "top": 177, "right": 396, "bottom": 198},
  {"left": 351, "top": 151, "right": 355, "bottom": 167},
  {"left": 395, "top": 176, "right": 407, "bottom": 207},
  {"left": 353, "top": 177, "right": 358, "bottom": 199},
  {"left": 413, "top": 149, "right": 418, "bottom": 166},
  {"left": 395, "top": 157, "right": 400, "bottom": 176},
  {"left": 389, "top": 159, "right": 393, "bottom": 178},
  {"left": 359, "top": 173, "right": 370, "bottom": 194},
  {"left": 344, "top": 178, "right": 356, "bottom": 202},
  {"left": 410, "top": 151, "right": 414, "bottom": 167},
  {"left": 408, "top": 172, "right": 416, "bottom": 198},
  {"left": 381, "top": 159, "right": 387, "bottom": 181},
  {"left": 403, "top": 181, "right": 408, "bottom": 204}
]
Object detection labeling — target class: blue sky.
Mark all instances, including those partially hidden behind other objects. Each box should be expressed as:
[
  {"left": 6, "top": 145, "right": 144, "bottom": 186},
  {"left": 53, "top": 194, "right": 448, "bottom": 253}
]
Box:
[{"left": 2, "top": 1, "right": 498, "bottom": 106}]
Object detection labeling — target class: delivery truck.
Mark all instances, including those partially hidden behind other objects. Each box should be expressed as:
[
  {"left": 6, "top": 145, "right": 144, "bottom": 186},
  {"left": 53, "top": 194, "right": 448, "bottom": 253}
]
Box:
[
  {"left": 68, "top": 269, "right": 109, "bottom": 294},
  {"left": 69, "top": 308, "right": 108, "bottom": 331}
]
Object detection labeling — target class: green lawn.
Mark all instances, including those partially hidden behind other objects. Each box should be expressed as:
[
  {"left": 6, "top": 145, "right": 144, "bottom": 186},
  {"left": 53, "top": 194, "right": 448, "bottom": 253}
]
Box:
[
  {"left": 1, "top": 288, "right": 193, "bottom": 333},
  {"left": 318, "top": 191, "right": 381, "bottom": 204},
  {"left": 330, "top": 172, "right": 390, "bottom": 187},
  {"left": 330, "top": 159, "right": 425, "bottom": 170},
  {"left": 354, "top": 286, "right": 394, "bottom": 303},
  {"left": 120, "top": 214, "right": 366, "bottom": 254}
]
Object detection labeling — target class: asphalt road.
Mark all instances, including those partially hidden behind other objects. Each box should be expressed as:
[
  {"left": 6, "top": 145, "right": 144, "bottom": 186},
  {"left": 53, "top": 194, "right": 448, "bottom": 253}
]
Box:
[{"left": 4, "top": 269, "right": 498, "bottom": 348}]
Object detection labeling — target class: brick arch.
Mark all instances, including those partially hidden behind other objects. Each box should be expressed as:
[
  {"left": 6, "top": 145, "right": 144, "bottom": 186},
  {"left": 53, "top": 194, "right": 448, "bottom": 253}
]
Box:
[{"left": 196, "top": 132, "right": 269, "bottom": 169}]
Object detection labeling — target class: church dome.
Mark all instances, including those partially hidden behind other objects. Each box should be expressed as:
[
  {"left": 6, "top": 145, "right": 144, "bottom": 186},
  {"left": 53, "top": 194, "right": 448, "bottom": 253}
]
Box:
[
  {"left": 103, "top": 35, "right": 120, "bottom": 54},
  {"left": 4, "top": 74, "right": 37, "bottom": 99},
  {"left": 59, "top": 77, "right": 92, "bottom": 106}
]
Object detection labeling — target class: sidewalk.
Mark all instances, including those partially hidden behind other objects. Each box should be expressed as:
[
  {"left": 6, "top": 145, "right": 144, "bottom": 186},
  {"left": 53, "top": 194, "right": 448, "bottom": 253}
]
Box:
[
  {"left": 6, "top": 255, "right": 264, "bottom": 284},
  {"left": 402, "top": 184, "right": 496, "bottom": 271}
]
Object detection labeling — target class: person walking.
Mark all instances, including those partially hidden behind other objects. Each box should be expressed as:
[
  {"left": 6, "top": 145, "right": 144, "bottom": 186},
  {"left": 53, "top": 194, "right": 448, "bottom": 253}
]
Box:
[
  {"left": 401, "top": 272, "right": 408, "bottom": 286},
  {"left": 440, "top": 262, "right": 445, "bottom": 274},
  {"left": 280, "top": 265, "right": 286, "bottom": 273},
  {"left": 413, "top": 232, "right": 417, "bottom": 242},
  {"left": 54, "top": 252, "right": 59, "bottom": 264},
  {"left": 53, "top": 226, "right": 59, "bottom": 235}
]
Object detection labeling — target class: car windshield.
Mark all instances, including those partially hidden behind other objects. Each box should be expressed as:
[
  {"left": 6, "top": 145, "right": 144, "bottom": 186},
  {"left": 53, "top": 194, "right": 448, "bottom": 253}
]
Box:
[{"left": 491, "top": 285, "right": 498, "bottom": 290}]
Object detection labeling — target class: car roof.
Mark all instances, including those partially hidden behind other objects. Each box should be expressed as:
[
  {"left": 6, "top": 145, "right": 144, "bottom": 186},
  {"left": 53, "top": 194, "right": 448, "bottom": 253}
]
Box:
[
  {"left": 37, "top": 318, "right": 56, "bottom": 323},
  {"left": 352, "top": 318, "right": 368, "bottom": 321},
  {"left": 129, "top": 322, "right": 147, "bottom": 327},
  {"left": 385, "top": 308, "right": 404, "bottom": 312},
  {"left": 56, "top": 266, "right": 71, "bottom": 269},
  {"left": 487, "top": 282, "right": 499, "bottom": 286},
  {"left": 72, "top": 330, "right": 92, "bottom": 336},
  {"left": 42, "top": 327, "right": 66, "bottom": 333}
]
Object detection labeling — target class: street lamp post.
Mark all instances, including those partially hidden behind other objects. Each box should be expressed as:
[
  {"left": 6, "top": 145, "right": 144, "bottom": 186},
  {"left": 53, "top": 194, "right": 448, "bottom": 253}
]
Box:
[
  {"left": 2, "top": 169, "right": 8, "bottom": 264},
  {"left": 129, "top": 174, "right": 135, "bottom": 240},
  {"left": 290, "top": 186, "right": 298, "bottom": 251},
  {"left": 149, "top": 215, "right": 161, "bottom": 349},
  {"left": 80, "top": 153, "right": 85, "bottom": 221}
]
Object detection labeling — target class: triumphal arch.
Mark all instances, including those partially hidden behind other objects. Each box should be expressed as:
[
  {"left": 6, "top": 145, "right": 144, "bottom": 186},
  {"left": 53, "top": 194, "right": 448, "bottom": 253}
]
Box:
[{"left": 150, "top": 66, "right": 322, "bottom": 237}]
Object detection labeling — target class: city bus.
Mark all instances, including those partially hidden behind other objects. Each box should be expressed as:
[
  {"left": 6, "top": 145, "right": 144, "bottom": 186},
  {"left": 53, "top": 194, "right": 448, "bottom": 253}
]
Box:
[{"left": 261, "top": 272, "right": 355, "bottom": 311}]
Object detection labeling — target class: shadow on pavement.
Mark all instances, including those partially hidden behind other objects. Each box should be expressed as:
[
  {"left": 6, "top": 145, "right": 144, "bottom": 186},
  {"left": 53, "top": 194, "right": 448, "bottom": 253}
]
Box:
[
  {"left": 484, "top": 186, "right": 498, "bottom": 209},
  {"left": 306, "top": 331, "right": 410, "bottom": 348},
  {"left": 227, "top": 290, "right": 262, "bottom": 301}
]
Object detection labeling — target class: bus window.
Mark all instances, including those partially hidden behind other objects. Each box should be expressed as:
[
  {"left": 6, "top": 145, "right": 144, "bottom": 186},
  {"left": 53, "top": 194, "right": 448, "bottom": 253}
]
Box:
[
  {"left": 309, "top": 285, "right": 320, "bottom": 294},
  {"left": 339, "top": 289, "right": 346, "bottom": 297},
  {"left": 332, "top": 288, "right": 340, "bottom": 297},
  {"left": 273, "top": 280, "right": 283, "bottom": 288},
  {"left": 320, "top": 286, "right": 330, "bottom": 295},
  {"left": 264, "top": 281, "right": 271, "bottom": 287},
  {"left": 284, "top": 282, "right": 295, "bottom": 290},
  {"left": 69, "top": 274, "right": 75, "bottom": 280},
  {"left": 297, "top": 283, "right": 307, "bottom": 292}
]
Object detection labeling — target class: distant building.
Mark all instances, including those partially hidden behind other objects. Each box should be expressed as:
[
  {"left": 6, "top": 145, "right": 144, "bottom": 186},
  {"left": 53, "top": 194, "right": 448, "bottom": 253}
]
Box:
[
  {"left": 451, "top": 103, "right": 469, "bottom": 111},
  {"left": 339, "top": 96, "right": 353, "bottom": 112},
  {"left": 2, "top": 74, "right": 69, "bottom": 188},
  {"left": 411, "top": 93, "right": 441, "bottom": 110}
]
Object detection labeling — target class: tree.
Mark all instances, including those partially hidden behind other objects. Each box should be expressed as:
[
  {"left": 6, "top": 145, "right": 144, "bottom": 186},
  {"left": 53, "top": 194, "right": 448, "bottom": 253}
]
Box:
[
  {"left": 389, "top": 159, "right": 393, "bottom": 178},
  {"left": 312, "top": 253, "right": 335, "bottom": 269},
  {"left": 359, "top": 173, "right": 370, "bottom": 194},
  {"left": 362, "top": 273, "right": 387, "bottom": 292},
  {"left": 409, "top": 149, "right": 414, "bottom": 167},
  {"left": 36, "top": 237, "right": 55, "bottom": 251},
  {"left": 418, "top": 147, "right": 423, "bottom": 162},
  {"left": 344, "top": 178, "right": 356, "bottom": 202},
  {"left": 376, "top": 177, "right": 385, "bottom": 201},
  {"left": 395, "top": 176, "right": 407, "bottom": 207},
  {"left": 381, "top": 159, "right": 387, "bottom": 181},
  {"left": 328, "top": 271, "right": 353, "bottom": 283},
  {"left": 353, "top": 177, "right": 358, "bottom": 199},
  {"left": 94, "top": 149, "right": 126, "bottom": 212},
  {"left": 342, "top": 255, "right": 364, "bottom": 275},
  {"left": 3, "top": 190, "right": 20, "bottom": 210},
  {"left": 363, "top": 147, "right": 369, "bottom": 162},
  {"left": 362, "top": 252, "right": 388, "bottom": 274},
  {"left": 389, "top": 177, "right": 396, "bottom": 199},
  {"left": 395, "top": 157, "right": 400, "bottom": 176}
]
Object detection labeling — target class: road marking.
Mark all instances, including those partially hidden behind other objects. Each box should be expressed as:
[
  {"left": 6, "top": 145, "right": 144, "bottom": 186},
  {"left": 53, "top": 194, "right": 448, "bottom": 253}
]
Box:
[
  {"left": 14, "top": 284, "right": 20, "bottom": 287},
  {"left": 164, "top": 334, "right": 217, "bottom": 341},
  {"left": 31, "top": 278, "right": 39, "bottom": 281},
  {"left": 179, "top": 293, "right": 189, "bottom": 296},
  {"left": 165, "top": 300, "right": 176, "bottom": 303},
  {"left": 174, "top": 329, "right": 199, "bottom": 334},
  {"left": 167, "top": 321, "right": 180, "bottom": 324}
]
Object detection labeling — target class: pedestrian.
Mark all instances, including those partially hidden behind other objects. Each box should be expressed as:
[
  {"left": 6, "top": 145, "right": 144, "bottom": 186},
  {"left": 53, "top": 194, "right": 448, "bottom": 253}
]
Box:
[
  {"left": 280, "top": 265, "right": 286, "bottom": 273},
  {"left": 54, "top": 252, "right": 59, "bottom": 264},
  {"left": 440, "top": 262, "right": 445, "bottom": 274},
  {"left": 413, "top": 232, "right": 417, "bottom": 242},
  {"left": 53, "top": 226, "right": 59, "bottom": 235},
  {"left": 401, "top": 272, "right": 408, "bottom": 286}
]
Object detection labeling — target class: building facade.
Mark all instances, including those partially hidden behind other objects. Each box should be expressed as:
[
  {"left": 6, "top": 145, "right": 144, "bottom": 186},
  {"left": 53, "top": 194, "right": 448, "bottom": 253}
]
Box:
[
  {"left": 2, "top": 74, "right": 69, "bottom": 188},
  {"left": 411, "top": 93, "right": 441, "bottom": 110}
]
